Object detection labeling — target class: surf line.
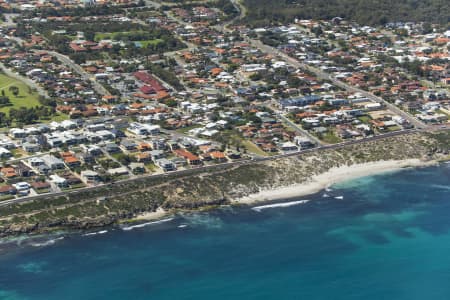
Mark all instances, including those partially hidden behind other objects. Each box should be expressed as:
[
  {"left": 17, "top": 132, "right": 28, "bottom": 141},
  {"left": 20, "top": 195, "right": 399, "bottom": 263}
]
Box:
[
  {"left": 252, "top": 200, "right": 310, "bottom": 212},
  {"left": 122, "top": 218, "right": 174, "bottom": 231}
]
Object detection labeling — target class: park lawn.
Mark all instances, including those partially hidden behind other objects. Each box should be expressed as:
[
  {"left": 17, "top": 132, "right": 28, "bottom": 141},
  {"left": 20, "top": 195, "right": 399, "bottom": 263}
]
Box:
[
  {"left": 40, "top": 112, "right": 70, "bottom": 123},
  {"left": 0, "top": 74, "right": 41, "bottom": 114},
  {"left": 136, "top": 39, "right": 164, "bottom": 47},
  {"left": 95, "top": 32, "right": 164, "bottom": 48},
  {"left": 94, "top": 31, "right": 146, "bottom": 41}
]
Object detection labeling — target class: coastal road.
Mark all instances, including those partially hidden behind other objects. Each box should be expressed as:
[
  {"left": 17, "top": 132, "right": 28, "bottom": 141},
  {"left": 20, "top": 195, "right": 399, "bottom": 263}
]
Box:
[{"left": 0, "top": 128, "right": 431, "bottom": 208}]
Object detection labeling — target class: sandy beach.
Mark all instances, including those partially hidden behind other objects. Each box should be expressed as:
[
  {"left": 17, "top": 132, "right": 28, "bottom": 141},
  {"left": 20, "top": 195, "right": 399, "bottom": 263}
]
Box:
[
  {"left": 133, "top": 159, "right": 438, "bottom": 221},
  {"left": 235, "top": 158, "right": 437, "bottom": 205},
  {"left": 134, "top": 207, "right": 168, "bottom": 221}
]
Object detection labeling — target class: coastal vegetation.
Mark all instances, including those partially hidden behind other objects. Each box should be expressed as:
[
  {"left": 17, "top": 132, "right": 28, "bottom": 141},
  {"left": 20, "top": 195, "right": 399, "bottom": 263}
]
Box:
[
  {"left": 241, "top": 0, "right": 450, "bottom": 26},
  {"left": 0, "top": 131, "right": 448, "bottom": 237}
]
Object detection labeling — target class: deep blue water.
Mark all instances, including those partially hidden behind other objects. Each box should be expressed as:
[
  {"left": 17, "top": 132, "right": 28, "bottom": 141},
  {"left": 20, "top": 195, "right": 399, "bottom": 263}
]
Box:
[{"left": 1, "top": 164, "right": 450, "bottom": 300}]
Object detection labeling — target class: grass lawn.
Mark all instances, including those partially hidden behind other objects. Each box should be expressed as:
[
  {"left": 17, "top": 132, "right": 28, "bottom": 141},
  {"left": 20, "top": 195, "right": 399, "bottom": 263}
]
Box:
[
  {"left": 144, "top": 163, "right": 158, "bottom": 172},
  {"left": 387, "top": 125, "right": 401, "bottom": 132},
  {"left": 0, "top": 194, "right": 14, "bottom": 202},
  {"left": 0, "top": 74, "right": 41, "bottom": 114},
  {"left": 40, "top": 113, "right": 70, "bottom": 123},
  {"left": 437, "top": 109, "right": 450, "bottom": 119},
  {"left": 36, "top": 188, "right": 51, "bottom": 194},
  {"left": 95, "top": 32, "right": 163, "bottom": 48},
  {"left": 358, "top": 115, "right": 372, "bottom": 123},
  {"left": 321, "top": 131, "right": 342, "bottom": 144},
  {"left": 10, "top": 148, "right": 24, "bottom": 158},
  {"left": 241, "top": 140, "right": 268, "bottom": 156},
  {"left": 176, "top": 124, "right": 203, "bottom": 134},
  {"left": 135, "top": 39, "right": 164, "bottom": 47}
]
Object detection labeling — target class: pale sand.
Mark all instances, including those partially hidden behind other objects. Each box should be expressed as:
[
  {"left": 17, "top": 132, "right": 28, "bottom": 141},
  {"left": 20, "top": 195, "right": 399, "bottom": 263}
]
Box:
[
  {"left": 134, "top": 207, "right": 168, "bottom": 221},
  {"left": 235, "top": 159, "right": 437, "bottom": 205}
]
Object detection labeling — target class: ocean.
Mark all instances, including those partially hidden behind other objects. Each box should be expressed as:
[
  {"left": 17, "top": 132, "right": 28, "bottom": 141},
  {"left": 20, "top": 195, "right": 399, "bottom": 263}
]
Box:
[{"left": 0, "top": 164, "right": 450, "bottom": 300}]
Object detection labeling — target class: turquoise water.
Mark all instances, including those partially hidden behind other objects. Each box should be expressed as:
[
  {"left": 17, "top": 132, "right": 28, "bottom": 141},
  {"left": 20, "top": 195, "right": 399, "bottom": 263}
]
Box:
[{"left": 1, "top": 164, "right": 450, "bottom": 300}]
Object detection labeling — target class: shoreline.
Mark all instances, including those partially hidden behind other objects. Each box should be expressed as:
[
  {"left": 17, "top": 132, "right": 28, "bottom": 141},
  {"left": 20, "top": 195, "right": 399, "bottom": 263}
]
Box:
[
  {"left": 0, "top": 159, "right": 444, "bottom": 244},
  {"left": 233, "top": 158, "right": 438, "bottom": 205},
  {"left": 133, "top": 207, "right": 168, "bottom": 221}
]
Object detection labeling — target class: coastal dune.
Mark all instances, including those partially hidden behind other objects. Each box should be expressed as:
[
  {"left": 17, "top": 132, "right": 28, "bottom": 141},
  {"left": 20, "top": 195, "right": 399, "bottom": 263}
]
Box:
[{"left": 236, "top": 159, "right": 436, "bottom": 204}]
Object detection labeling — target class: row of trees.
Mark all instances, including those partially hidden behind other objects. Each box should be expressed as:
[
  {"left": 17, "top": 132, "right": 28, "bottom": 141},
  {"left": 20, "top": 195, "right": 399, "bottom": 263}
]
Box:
[
  {"left": 0, "top": 93, "right": 58, "bottom": 127},
  {"left": 242, "top": 0, "right": 450, "bottom": 26}
]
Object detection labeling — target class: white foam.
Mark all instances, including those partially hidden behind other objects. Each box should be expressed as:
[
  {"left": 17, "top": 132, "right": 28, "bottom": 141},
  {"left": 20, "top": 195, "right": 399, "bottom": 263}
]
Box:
[
  {"left": 178, "top": 224, "right": 188, "bottom": 228},
  {"left": 30, "top": 237, "right": 64, "bottom": 247},
  {"left": 83, "top": 230, "right": 108, "bottom": 237},
  {"left": 334, "top": 196, "right": 344, "bottom": 200},
  {"left": 431, "top": 184, "right": 450, "bottom": 191},
  {"left": 323, "top": 193, "right": 330, "bottom": 198},
  {"left": 121, "top": 218, "right": 174, "bottom": 231},
  {"left": 252, "top": 200, "right": 310, "bottom": 212}
]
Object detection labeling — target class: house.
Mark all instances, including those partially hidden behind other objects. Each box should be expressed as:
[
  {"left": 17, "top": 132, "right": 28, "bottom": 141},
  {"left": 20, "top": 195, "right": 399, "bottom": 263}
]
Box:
[
  {"left": 136, "top": 152, "right": 152, "bottom": 163},
  {"left": 168, "top": 140, "right": 180, "bottom": 150},
  {"left": 0, "top": 185, "right": 16, "bottom": 196},
  {"left": 107, "top": 167, "right": 129, "bottom": 176},
  {"left": 9, "top": 128, "right": 26, "bottom": 139},
  {"left": 129, "top": 162, "right": 145, "bottom": 173},
  {"left": 16, "top": 162, "right": 35, "bottom": 177},
  {"left": 84, "top": 145, "right": 103, "bottom": 156},
  {"left": 151, "top": 139, "right": 167, "bottom": 150},
  {"left": 50, "top": 174, "right": 68, "bottom": 188},
  {"left": 226, "top": 151, "right": 241, "bottom": 160},
  {"left": 156, "top": 159, "right": 176, "bottom": 172},
  {"left": 80, "top": 170, "right": 100, "bottom": 183},
  {"left": 294, "top": 137, "right": 314, "bottom": 149},
  {"left": 209, "top": 151, "right": 227, "bottom": 162},
  {"left": 121, "top": 140, "right": 138, "bottom": 151},
  {"left": 35, "top": 162, "right": 50, "bottom": 174},
  {"left": 173, "top": 149, "right": 202, "bottom": 165},
  {"left": 0, "top": 147, "right": 12, "bottom": 159},
  {"left": 150, "top": 150, "right": 165, "bottom": 161},
  {"left": 64, "top": 156, "right": 81, "bottom": 168},
  {"left": 77, "top": 153, "right": 95, "bottom": 164},
  {"left": 41, "top": 155, "right": 65, "bottom": 170},
  {"left": 13, "top": 182, "right": 31, "bottom": 192},
  {"left": 31, "top": 181, "right": 51, "bottom": 192},
  {"left": 22, "top": 142, "right": 41, "bottom": 153},
  {"left": 60, "top": 152, "right": 81, "bottom": 168},
  {"left": 105, "top": 143, "right": 122, "bottom": 154},
  {"left": 280, "top": 142, "right": 298, "bottom": 152},
  {"left": 0, "top": 167, "right": 17, "bottom": 178}
]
